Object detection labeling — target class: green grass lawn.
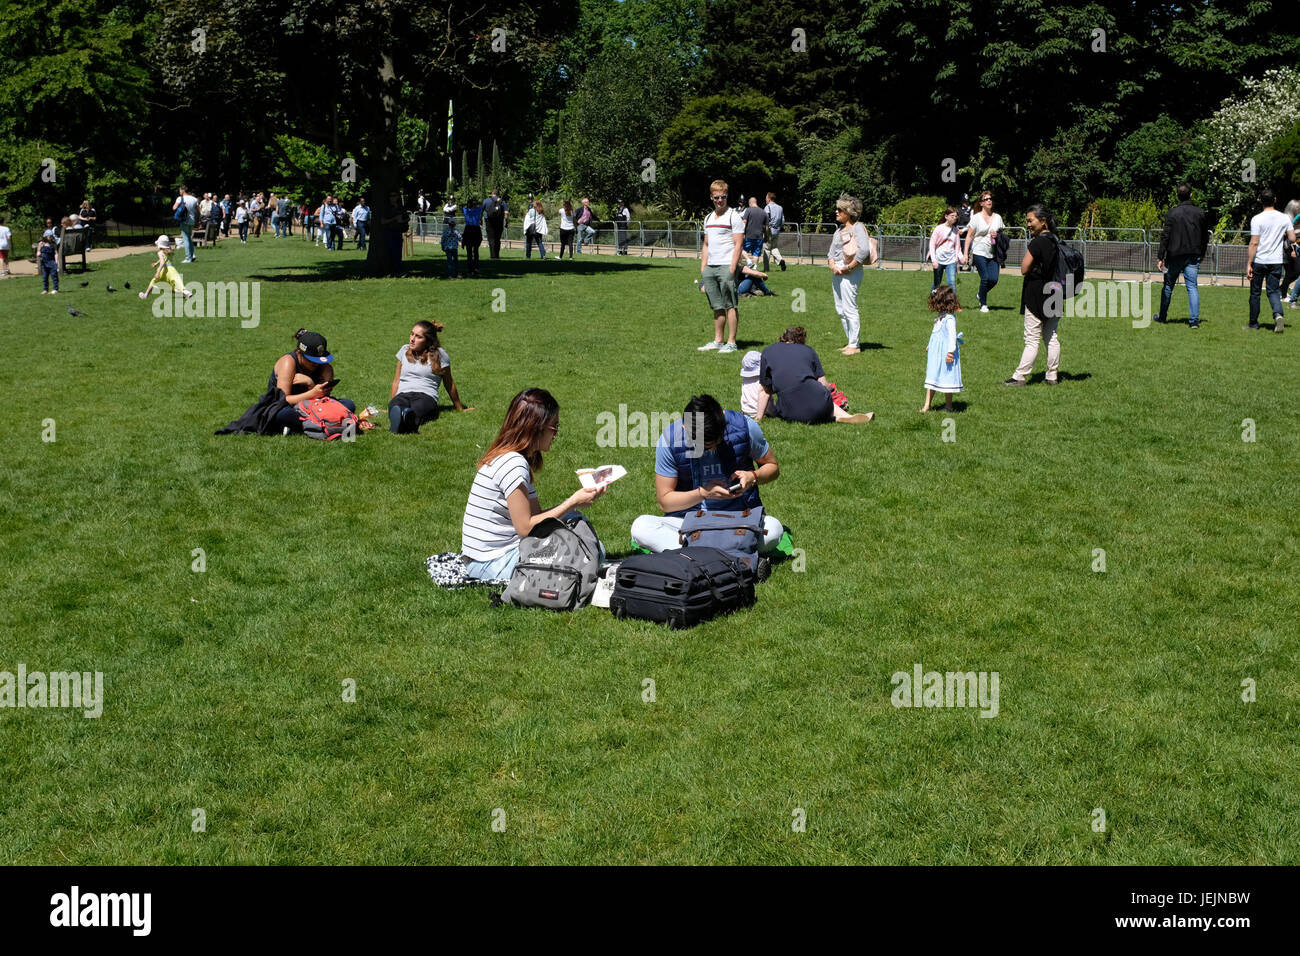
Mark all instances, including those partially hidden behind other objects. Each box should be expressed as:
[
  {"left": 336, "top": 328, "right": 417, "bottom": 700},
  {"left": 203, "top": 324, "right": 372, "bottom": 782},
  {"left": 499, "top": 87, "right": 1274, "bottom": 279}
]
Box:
[{"left": 1, "top": 238, "right": 1296, "bottom": 864}]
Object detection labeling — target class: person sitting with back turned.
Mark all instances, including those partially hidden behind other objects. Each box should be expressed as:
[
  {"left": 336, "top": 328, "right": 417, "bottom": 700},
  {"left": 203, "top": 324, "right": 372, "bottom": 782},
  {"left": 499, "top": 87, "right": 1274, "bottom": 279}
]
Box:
[
  {"left": 757, "top": 327, "right": 874, "bottom": 424},
  {"left": 630, "top": 394, "right": 784, "bottom": 554}
]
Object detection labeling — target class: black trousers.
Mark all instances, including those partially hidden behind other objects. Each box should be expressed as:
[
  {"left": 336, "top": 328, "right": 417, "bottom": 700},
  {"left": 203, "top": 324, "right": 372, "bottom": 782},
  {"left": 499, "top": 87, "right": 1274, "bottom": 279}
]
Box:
[
  {"left": 388, "top": 392, "right": 440, "bottom": 433},
  {"left": 485, "top": 218, "right": 504, "bottom": 258},
  {"left": 463, "top": 225, "right": 482, "bottom": 272}
]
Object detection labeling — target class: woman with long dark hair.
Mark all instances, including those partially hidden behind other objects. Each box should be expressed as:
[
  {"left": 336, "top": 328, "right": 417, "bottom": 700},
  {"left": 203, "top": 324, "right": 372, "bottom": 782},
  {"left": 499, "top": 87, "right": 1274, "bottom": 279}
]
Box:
[
  {"left": 388, "top": 320, "right": 471, "bottom": 434},
  {"left": 460, "top": 388, "right": 604, "bottom": 580}
]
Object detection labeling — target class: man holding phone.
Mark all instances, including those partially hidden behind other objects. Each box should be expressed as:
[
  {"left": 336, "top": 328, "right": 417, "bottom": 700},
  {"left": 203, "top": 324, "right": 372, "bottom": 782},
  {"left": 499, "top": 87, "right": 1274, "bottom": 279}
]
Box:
[{"left": 630, "top": 393, "right": 784, "bottom": 554}]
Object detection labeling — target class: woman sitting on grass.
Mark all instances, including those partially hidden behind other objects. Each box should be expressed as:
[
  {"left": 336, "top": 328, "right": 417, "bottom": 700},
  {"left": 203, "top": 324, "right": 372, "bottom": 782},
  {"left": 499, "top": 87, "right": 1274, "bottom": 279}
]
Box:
[
  {"left": 269, "top": 329, "right": 356, "bottom": 433},
  {"left": 388, "top": 320, "right": 471, "bottom": 434},
  {"left": 460, "top": 388, "right": 604, "bottom": 581}
]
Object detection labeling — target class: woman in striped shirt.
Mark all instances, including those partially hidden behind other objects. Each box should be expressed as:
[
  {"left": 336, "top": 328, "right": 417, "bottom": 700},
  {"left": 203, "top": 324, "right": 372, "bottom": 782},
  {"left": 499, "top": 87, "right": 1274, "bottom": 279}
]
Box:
[{"left": 460, "top": 388, "right": 604, "bottom": 581}]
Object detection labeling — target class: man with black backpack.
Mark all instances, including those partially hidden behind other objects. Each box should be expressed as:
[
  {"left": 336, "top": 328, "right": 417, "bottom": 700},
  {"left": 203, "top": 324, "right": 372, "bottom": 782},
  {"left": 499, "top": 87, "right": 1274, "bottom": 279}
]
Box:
[{"left": 1003, "top": 203, "right": 1062, "bottom": 387}]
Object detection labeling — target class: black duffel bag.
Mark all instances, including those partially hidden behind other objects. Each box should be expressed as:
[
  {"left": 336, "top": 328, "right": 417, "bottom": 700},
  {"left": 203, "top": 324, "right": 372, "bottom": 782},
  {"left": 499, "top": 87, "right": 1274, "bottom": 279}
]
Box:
[{"left": 610, "top": 547, "right": 755, "bottom": 629}]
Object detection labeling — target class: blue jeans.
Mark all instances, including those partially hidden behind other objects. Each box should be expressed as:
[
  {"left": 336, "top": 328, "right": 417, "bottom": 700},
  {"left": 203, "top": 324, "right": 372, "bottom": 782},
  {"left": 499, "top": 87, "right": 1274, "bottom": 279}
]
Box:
[
  {"left": 1249, "top": 261, "right": 1284, "bottom": 324},
  {"left": 737, "top": 276, "right": 771, "bottom": 296},
  {"left": 931, "top": 262, "right": 957, "bottom": 290},
  {"left": 1159, "top": 255, "right": 1200, "bottom": 322},
  {"left": 445, "top": 250, "right": 459, "bottom": 277},
  {"left": 180, "top": 222, "right": 195, "bottom": 261},
  {"left": 526, "top": 233, "right": 546, "bottom": 258},
  {"left": 464, "top": 547, "right": 520, "bottom": 582},
  {"left": 39, "top": 259, "right": 59, "bottom": 291},
  {"left": 272, "top": 215, "right": 282, "bottom": 238},
  {"left": 355, "top": 222, "right": 367, "bottom": 250},
  {"left": 577, "top": 224, "right": 595, "bottom": 252},
  {"left": 972, "top": 254, "right": 998, "bottom": 305}
]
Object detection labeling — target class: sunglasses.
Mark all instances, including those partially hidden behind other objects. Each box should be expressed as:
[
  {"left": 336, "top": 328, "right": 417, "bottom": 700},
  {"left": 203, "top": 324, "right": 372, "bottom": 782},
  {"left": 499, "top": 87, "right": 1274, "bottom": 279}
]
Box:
[{"left": 711, "top": 194, "right": 728, "bottom": 200}]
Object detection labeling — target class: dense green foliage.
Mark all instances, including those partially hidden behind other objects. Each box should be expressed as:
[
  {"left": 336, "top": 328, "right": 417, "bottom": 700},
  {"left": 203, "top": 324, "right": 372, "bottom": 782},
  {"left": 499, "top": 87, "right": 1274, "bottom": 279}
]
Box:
[{"left": 4, "top": 0, "right": 1300, "bottom": 232}]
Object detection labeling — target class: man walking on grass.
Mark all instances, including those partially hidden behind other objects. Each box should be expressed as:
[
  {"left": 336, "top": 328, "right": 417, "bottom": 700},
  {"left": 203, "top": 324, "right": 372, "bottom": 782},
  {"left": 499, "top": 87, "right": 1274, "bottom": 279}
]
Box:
[
  {"left": 1245, "top": 187, "right": 1296, "bottom": 334},
  {"left": 698, "top": 179, "right": 745, "bottom": 355},
  {"left": 1154, "top": 183, "right": 1210, "bottom": 328}
]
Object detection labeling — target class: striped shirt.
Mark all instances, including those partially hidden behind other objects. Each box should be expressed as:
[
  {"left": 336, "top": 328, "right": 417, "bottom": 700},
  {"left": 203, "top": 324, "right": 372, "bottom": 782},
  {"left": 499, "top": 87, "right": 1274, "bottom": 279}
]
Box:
[
  {"left": 703, "top": 209, "right": 744, "bottom": 265},
  {"left": 461, "top": 452, "right": 536, "bottom": 561}
]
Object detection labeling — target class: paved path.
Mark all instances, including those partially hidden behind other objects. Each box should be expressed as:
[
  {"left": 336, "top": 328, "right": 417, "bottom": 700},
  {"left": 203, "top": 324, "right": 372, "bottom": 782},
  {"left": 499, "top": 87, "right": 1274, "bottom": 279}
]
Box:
[{"left": 1, "top": 235, "right": 1253, "bottom": 289}]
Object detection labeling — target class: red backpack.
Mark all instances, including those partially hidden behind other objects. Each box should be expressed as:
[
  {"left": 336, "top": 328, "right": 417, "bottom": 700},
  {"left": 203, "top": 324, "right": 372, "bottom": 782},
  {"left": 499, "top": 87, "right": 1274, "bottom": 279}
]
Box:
[{"left": 297, "top": 398, "right": 359, "bottom": 440}]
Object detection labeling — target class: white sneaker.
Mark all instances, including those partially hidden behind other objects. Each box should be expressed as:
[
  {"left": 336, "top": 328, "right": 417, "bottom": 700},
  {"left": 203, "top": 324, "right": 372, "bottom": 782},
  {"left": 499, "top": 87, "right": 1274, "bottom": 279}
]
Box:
[
  {"left": 980, "top": 305, "right": 989, "bottom": 313},
  {"left": 697, "top": 341, "right": 722, "bottom": 351},
  {"left": 718, "top": 343, "right": 738, "bottom": 354}
]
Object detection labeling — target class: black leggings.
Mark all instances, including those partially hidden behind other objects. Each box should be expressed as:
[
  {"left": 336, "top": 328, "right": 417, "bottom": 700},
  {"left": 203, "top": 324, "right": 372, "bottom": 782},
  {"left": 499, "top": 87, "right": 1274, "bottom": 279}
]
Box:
[
  {"left": 388, "top": 392, "right": 440, "bottom": 433},
  {"left": 559, "top": 228, "right": 575, "bottom": 258}
]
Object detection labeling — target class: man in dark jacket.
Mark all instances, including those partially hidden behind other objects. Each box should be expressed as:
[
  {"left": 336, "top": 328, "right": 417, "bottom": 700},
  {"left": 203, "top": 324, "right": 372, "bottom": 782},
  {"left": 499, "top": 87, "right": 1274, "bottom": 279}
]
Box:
[{"left": 1155, "top": 183, "right": 1210, "bottom": 328}]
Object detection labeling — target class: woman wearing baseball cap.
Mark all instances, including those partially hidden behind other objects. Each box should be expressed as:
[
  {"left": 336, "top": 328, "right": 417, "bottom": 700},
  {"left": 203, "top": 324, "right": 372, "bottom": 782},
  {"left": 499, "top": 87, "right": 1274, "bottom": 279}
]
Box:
[{"left": 267, "top": 329, "right": 356, "bottom": 433}]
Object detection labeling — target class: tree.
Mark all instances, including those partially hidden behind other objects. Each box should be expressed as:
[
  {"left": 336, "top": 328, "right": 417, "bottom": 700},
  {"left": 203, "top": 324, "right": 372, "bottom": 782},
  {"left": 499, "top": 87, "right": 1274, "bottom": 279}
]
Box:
[
  {"left": 659, "top": 93, "right": 798, "bottom": 211},
  {"left": 1268, "top": 120, "right": 1300, "bottom": 196},
  {"left": 0, "top": 0, "right": 160, "bottom": 222},
  {"left": 155, "top": 0, "right": 577, "bottom": 275},
  {"left": 562, "top": 43, "right": 689, "bottom": 206}
]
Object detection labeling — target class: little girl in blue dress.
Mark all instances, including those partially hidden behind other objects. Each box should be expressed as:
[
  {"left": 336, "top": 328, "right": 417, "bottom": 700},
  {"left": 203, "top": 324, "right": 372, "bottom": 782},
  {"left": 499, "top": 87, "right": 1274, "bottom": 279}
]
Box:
[{"left": 922, "top": 286, "right": 964, "bottom": 412}]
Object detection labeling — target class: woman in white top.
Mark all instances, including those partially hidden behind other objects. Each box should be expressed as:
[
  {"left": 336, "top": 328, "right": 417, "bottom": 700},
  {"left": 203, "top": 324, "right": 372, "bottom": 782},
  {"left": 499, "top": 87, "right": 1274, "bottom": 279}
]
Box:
[
  {"left": 388, "top": 321, "right": 471, "bottom": 434},
  {"left": 523, "top": 200, "right": 549, "bottom": 260},
  {"left": 960, "top": 190, "right": 1004, "bottom": 311},
  {"left": 460, "top": 388, "right": 604, "bottom": 581},
  {"left": 558, "top": 199, "right": 576, "bottom": 259},
  {"left": 827, "top": 193, "right": 872, "bottom": 355},
  {"left": 927, "top": 207, "right": 961, "bottom": 292}
]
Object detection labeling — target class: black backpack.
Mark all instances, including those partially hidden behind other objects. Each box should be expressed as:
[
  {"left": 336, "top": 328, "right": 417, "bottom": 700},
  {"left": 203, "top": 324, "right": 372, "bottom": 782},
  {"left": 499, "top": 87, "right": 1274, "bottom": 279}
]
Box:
[{"left": 1051, "top": 234, "right": 1085, "bottom": 295}]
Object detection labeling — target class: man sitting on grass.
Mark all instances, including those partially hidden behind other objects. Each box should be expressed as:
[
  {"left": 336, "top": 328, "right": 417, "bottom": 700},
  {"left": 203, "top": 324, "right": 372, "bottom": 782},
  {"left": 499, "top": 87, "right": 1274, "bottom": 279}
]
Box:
[{"left": 630, "top": 394, "right": 783, "bottom": 553}]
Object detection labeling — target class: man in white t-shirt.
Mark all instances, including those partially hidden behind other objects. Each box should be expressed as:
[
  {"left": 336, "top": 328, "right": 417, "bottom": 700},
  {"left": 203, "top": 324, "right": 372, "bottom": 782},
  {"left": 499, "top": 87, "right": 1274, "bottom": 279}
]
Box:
[
  {"left": 1246, "top": 188, "right": 1296, "bottom": 333},
  {"left": 172, "top": 186, "right": 200, "bottom": 263},
  {"left": 698, "top": 179, "right": 745, "bottom": 355}
]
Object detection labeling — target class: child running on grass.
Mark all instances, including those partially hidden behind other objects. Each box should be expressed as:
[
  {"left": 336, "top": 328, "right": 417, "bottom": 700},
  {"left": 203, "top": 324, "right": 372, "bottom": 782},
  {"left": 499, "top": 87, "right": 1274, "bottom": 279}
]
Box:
[
  {"left": 138, "top": 235, "right": 194, "bottom": 300},
  {"left": 921, "top": 285, "right": 963, "bottom": 413}
]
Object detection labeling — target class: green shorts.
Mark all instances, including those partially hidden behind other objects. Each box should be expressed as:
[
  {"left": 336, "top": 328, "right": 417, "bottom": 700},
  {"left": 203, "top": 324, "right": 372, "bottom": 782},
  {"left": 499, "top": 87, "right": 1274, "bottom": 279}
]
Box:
[{"left": 700, "top": 263, "right": 738, "bottom": 312}]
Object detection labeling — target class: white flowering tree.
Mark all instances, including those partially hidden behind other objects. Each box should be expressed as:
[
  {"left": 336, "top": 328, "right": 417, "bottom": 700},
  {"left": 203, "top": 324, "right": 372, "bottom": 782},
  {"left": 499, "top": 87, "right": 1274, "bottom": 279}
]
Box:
[{"left": 1204, "top": 67, "right": 1300, "bottom": 222}]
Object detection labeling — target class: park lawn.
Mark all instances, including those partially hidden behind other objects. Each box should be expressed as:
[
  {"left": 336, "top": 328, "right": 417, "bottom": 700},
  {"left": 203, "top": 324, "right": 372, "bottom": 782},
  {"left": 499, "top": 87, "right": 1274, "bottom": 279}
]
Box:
[{"left": 0, "top": 238, "right": 1296, "bottom": 865}]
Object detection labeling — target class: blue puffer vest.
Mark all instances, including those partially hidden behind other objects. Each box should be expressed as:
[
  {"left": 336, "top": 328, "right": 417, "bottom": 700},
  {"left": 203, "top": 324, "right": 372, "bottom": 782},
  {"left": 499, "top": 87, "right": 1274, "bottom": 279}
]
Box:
[{"left": 664, "top": 409, "right": 762, "bottom": 511}]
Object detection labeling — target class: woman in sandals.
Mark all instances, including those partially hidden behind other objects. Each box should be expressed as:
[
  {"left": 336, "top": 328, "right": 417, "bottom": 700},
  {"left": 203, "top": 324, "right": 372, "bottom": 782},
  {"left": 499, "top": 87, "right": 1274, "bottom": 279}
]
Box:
[{"left": 828, "top": 194, "right": 871, "bottom": 354}]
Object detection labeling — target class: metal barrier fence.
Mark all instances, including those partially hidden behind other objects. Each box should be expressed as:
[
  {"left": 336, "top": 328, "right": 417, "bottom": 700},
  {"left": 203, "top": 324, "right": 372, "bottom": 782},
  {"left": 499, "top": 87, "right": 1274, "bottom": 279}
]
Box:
[{"left": 400, "top": 215, "right": 1268, "bottom": 281}]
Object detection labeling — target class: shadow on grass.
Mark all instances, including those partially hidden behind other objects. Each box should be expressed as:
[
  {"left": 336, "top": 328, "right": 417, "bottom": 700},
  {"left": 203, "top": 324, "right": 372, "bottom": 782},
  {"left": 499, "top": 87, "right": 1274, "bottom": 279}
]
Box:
[{"left": 251, "top": 255, "right": 671, "bottom": 283}]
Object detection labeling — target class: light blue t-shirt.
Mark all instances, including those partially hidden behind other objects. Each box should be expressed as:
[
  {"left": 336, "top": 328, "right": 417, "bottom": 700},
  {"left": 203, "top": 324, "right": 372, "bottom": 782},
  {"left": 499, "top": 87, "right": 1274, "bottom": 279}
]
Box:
[{"left": 654, "top": 416, "right": 769, "bottom": 513}]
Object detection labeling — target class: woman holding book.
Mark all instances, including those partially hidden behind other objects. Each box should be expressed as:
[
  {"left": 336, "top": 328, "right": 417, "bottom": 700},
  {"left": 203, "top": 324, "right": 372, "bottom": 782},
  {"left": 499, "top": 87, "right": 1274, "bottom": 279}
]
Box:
[{"left": 460, "top": 388, "right": 605, "bottom": 581}]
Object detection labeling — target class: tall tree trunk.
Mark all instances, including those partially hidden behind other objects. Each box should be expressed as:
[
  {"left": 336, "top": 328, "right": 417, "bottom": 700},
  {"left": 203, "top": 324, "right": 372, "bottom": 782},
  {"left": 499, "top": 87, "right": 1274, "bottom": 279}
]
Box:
[{"left": 365, "top": 50, "right": 404, "bottom": 277}]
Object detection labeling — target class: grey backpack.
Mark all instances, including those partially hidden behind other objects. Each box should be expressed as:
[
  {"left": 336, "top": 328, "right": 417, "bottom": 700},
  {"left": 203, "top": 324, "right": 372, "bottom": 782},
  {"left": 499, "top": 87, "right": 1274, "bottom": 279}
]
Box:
[{"left": 502, "top": 516, "right": 601, "bottom": 610}]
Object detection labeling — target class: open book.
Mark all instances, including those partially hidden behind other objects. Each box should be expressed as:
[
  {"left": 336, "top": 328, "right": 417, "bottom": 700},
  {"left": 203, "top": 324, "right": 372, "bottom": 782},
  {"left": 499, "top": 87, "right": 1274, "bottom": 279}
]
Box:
[{"left": 576, "top": 465, "right": 627, "bottom": 490}]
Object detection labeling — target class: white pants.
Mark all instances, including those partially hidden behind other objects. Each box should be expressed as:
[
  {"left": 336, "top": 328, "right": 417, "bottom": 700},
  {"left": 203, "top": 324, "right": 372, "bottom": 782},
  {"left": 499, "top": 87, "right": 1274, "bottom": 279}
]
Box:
[
  {"left": 1013, "top": 308, "right": 1060, "bottom": 383},
  {"left": 631, "top": 514, "right": 783, "bottom": 553},
  {"left": 832, "top": 269, "right": 863, "bottom": 347}
]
